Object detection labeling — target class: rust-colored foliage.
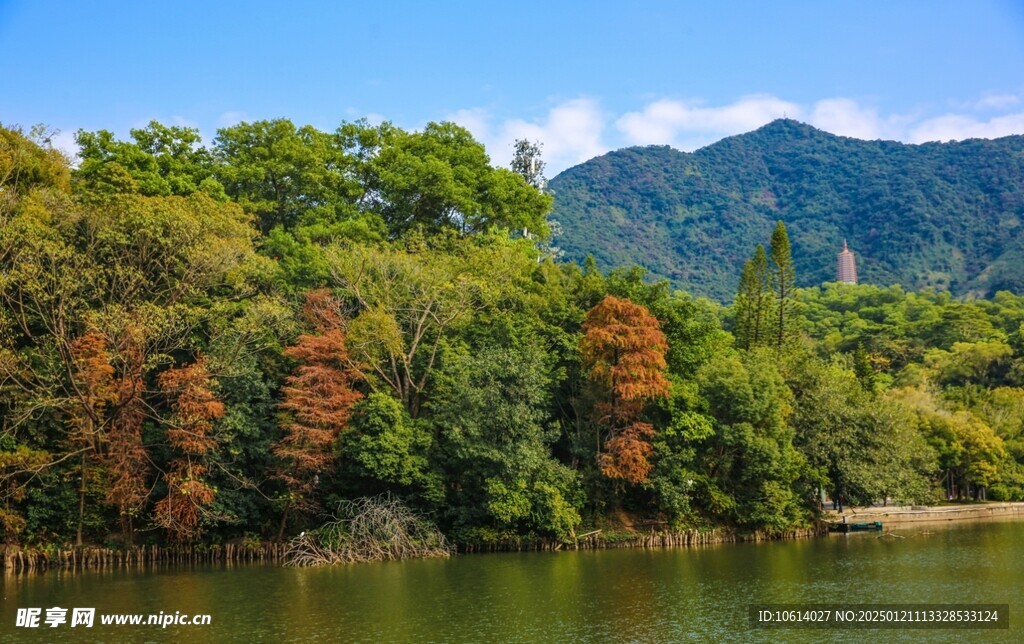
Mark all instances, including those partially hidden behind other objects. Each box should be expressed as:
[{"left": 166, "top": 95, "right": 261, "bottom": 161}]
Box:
[
  {"left": 104, "top": 327, "right": 150, "bottom": 541},
  {"left": 68, "top": 328, "right": 150, "bottom": 542},
  {"left": 153, "top": 473, "right": 216, "bottom": 543},
  {"left": 105, "top": 398, "right": 148, "bottom": 536},
  {"left": 158, "top": 358, "right": 222, "bottom": 456},
  {"left": 155, "top": 357, "right": 224, "bottom": 542},
  {"left": 302, "top": 288, "right": 344, "bottom": 333},
  {"left": 581, "top": 295, "right": 670, "bottom": 484},
  {"left": 581, "top": 295, "right": 670, "bottom": 401},
  {"left": 599, "top": 422, "right": 656, "bottom": 484},
  {"left": 274, "top": 296, "right": 363, "bottom": 512},
  {"left": 68, "top": 331, "right": 117, "bottom": 459},
  {"left": 69, "top": 331, "right": 118, "bottom": 425}
]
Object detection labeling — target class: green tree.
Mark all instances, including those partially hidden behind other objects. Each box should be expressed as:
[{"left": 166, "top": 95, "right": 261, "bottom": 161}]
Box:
[
  {"left": 511, "top": 139, "right": 546, "bottom": 191},
  {"left": 76, "top": 122, "right": 215, "bottom": 198},
  {"left": 697, "top": 350, "right": 806, "bottom": 531},
  {"left": 328, "top": 234, "right": 538, "bottom": 418},
  {"left": 365, "top": 122, "right": 551, "bottom": 237},
  {"left": 734, "top": 244, "right": 772, "bottom": 350},
  {"left": 430, "top": 341, "right": 581, "bottom": 543},
  {"left": 0, "top": 135, "right": 266, "bottom": 544},
  {"left": 769, "top": 221, "right": 797, "bottom": 351},
  {"left": 925, "top": 341, "right": 1013, "bottom": 388},
  {"left": 893, "top": 387, "right": 1006, "bottom": 500},
  {"left": 647, "top": 388, "right": 716, "bottom": 528},
  {"left": 214, "top": 119, "right": 363, "bottom": 234},
  {"left": 852, "top": 344, "right": 877, "bottom": 391},
  {"left": 339, "top": 392, "right": 436, "bottom": 497},
  {"left": 1, "top": 124, "right": 70, "bottom": 198},
  {"left": 788, "top": 356, "right": 935, "bottom": 507}
]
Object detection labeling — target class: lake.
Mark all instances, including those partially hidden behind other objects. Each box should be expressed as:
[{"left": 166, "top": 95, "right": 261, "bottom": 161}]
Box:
[{"left": 2, "top": 519, "right": 1021, "bottom": 642}]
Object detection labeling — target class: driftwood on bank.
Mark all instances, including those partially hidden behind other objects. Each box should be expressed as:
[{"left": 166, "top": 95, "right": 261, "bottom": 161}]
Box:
[{"left": 284, "top": 494, "right": 453, "bottom": 567}]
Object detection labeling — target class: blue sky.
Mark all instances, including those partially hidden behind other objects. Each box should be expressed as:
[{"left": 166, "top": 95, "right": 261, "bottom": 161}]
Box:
[{"left": 2, "top": 0, "right": 1024, "bottom": 173}]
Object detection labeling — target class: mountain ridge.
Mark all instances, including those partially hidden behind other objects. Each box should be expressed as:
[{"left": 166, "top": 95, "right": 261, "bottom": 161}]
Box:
[{"left": 549, "top": 119, "right": 1024, "bottom": 301}]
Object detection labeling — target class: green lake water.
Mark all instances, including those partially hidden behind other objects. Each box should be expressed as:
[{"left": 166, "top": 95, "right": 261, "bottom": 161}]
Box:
[{"left": 2, "top": 519, "right": 1022, "bottom": 642}]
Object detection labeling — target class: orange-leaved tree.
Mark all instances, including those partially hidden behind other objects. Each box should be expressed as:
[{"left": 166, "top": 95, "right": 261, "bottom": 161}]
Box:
[
  {"left": 274, "top": 290, "right": 363, "bottom": 539},
  {"left": 68, "top": 322, "right": 153, "bottom": 545},
  {"left": 581, "top": 295, "right": 670, "bottom": 484},
  {"left": 67, "top": 330, "right": 118, "bottom": 546},
  {"left": 103, "top": 320, "right": 154, "bottom": 546},
  {"left": 155, "top": 357, "right": 224, "bottom": 543}
]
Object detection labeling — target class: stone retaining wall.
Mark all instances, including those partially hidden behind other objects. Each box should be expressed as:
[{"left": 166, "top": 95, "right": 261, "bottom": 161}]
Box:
[{"left": 844, "top": 502, "right": 1024, "bottom": 525}]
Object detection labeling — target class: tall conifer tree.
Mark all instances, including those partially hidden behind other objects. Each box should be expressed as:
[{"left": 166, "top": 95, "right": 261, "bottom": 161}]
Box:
[
  {"left": 735, "top": 244, "right": 771, "bottom": 350},
  {"left": 769, "top": 221, "right": 797, "bottom": 350}
]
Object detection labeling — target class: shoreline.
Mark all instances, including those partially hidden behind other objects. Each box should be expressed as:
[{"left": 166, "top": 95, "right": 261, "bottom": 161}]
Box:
[
  {"left": 6, "top": 504, "right": 1024, "bottom": 572},
  {"left": 2, "top": 525, "right": 828, "bottom": 572},
  {"left": 832, "top": 501, "right": 1024, "bottom": 526}
]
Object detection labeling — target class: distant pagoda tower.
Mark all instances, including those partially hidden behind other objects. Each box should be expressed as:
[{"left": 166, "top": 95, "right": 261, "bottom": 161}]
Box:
[{"left": 837, "top": 240, "right": 858, "bottom": 284}]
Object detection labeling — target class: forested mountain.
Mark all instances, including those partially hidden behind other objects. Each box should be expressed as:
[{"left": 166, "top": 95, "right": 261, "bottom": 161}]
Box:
[{"left": 549, "top": 119, "right": 1024, "bottom": 301}]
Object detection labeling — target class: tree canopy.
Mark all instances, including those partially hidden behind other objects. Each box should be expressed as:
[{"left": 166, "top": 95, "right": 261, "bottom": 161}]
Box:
[{"left": 3, "top": 119, "right": 1024, "bottom": 553}]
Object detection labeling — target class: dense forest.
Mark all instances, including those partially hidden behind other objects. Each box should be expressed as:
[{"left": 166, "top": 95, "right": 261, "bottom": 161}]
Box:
[
  {"left": 2, "top": 120, "right": 1024, "bottom": 552},
  {"left": 549, "top": 119, "right": 1024, "bottom": 301}
]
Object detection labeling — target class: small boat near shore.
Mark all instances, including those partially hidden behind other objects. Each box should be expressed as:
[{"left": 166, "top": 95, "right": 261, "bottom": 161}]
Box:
[{"left": 829, "top": 520, "right": 883, "bottom": 533}]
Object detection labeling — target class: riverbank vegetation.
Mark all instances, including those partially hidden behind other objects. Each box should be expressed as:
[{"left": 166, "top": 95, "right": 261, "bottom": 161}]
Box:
[
  {"left": 283, "top": 495, "right": 452, "bottom": 566},
  {"left": 3, "top": 120, "right": 1024, "bottom": 554}
]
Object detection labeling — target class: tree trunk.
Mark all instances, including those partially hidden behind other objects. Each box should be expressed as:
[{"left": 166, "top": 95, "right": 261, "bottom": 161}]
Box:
[
  {"left": 277, "top": 499, "right": 293, "bottom": 542},
  {"left": 76, "top": 453, "right": 86, "bottom": 547},
  {"left": 121, "top": 513, "right": 134, "bottom": 547}
]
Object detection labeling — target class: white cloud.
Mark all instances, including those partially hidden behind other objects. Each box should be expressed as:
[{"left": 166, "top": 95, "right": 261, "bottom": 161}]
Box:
[
  {"left": 451, "top": 99, "right": 608, "bottom": 174},
  {"left": 363, "top": 112, "right": 388, "bottom": 127},
  {"left": 808, "top": 98, "right": 884, "bottom": 140},
  {"left": 171, "top": 115, "right": 199, "bottom": 129},
  {"left": 503, "top": 99, "right": 607, "bottom": 166},
  {"left": 449, "top": 107, "right": 491, "bottom": 141},
  {"left": 216, "top": 111, "right": 249, "bottom": 128},
  {"left": 79, "top": 90, "right": 1024, "bottom": 177},
  {"left": 616, "top": 95, "right": 802, "bottom": 149},
  {"left": 588, "top": 92, "right": 1024, "bottom": 168},
  {"left": 974, "top": 93, "right": 1021, "bottom": 111},
  {"left": 909, "top": 111, "right": 1024, "bottom": 143},
  {"left": 614, "top": 95, "right": 910, "bottom": 149},
  {"left": 615, "top": 101, "right": 686, "bottom": 146},
  {"left": 447, "top": 92, "right": 1024, "bottom": 174}
]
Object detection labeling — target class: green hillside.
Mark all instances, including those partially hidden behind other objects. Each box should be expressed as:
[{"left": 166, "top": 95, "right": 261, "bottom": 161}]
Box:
[{"left": 549, "top": 119, "right": 1024, "bottom": 301}]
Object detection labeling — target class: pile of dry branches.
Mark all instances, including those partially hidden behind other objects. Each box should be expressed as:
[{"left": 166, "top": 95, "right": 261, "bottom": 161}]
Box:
[{"left": 283, "top": 494, "right": 453, "bottom": 567}]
